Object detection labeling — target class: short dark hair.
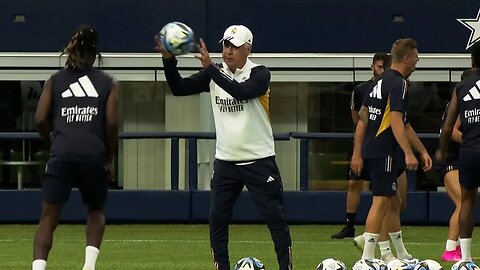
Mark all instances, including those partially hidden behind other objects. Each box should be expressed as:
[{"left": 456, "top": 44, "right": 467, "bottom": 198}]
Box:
[
  {"left": 372, "top": 52, "right": 389, "bottom": 65},
  {"left": 471, "top": 42, "right": 480, "bottom": 68},
  {"left": 391, "top": 38, "right": 418, "bottom": 62}
]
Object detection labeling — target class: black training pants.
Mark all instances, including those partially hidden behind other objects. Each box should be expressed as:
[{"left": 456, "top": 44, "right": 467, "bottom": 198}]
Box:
[{"left": 209, "top": 157, "right": 292, "bottom": 270}]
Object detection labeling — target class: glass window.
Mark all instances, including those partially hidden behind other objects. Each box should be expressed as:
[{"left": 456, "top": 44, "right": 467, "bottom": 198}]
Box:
[
  {"left": 305, "top": 82, "right": 356, "bottom": 190},
  {"left": 0, "top": 81, "right": 45, "bottom": 189},
  {"left": 304, "top": 80, "right": 457, "bottom": 191},
  {"left": 118, "top": 81, "right": 166, "bottom": 189},
  {"left": 0, "top": 55, "right": 468, "bottom": 192}
]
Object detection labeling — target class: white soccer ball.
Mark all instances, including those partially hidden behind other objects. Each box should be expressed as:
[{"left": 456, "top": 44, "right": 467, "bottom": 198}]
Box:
[
  {"left": 387, "top": 259, "right": 413, "bottom": 270},
  {"left": 316, "top": 258, "right": 347, "bottom": 270},
  {"left": 402, "top": 258, "right": 419, "bottom": 270},
  {"left": 159, "top": 21, "right": 195, "bottom": 55},
  {"left": 373, "top": 259, "right": 388, "bottom": 270},
  {"left": 451, "top": 260, "right": 480, "bottom": 270},
  {"left": 233, "top": 257, "right": 266, "bottom": 270},
  {"left": 413, "top": 259, "right": 443, "bottom": 270},
  {"left": 353, "top": 259, "right": 387, "bottom": 270}
]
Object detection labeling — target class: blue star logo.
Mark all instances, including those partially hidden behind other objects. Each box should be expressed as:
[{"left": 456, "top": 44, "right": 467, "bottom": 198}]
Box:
[{"left": 457, "top": 8, "right": 480, "bottom": 49}]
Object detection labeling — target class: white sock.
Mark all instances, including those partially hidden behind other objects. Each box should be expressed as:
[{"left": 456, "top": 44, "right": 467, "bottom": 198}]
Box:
[
  {"left": 82, "top": 246, "right": 100, "bottom": 270},
  {"left": 362, "top": 232, "right": 379, "bottom": 260},
  {"left": 32, "top": 259, "right": 47, "bottom": 270},
  {"left": 379, "top": 241, "right": 393, "bottom": 256},
  {"left": 389, "top": 231, "right": 409, "bottom": 259},
  {"left": 460, "top": 238, "right": 472, "bottom": 261},
  {"left": 446, "top": 239, "right": 457, "bottom": 251}
]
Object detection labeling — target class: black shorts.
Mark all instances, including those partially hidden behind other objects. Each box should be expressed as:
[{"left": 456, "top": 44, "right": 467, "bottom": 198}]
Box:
[
  {"left": 434, "top": 159, "right": 459, "bottom": 181},
  {"left": 42, "top": 161, "right": 108, "bottom": 205},
  {"left": 459, "top": 151, "right": 480, "bottom": 190},
  {"left": 349, "top": 167, "right": 370, "bottom": 181},
  {"left": 364, "top": 156, "right": 405, "bottom": 196}
]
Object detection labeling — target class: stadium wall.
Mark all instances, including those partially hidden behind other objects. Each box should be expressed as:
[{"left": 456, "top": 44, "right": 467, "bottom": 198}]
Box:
[
  {"left": 1, "top": 190, "right": 475, "bottom": 224},
  {"left": 0, "top": 0, "right": 479, "bottom": 53}
]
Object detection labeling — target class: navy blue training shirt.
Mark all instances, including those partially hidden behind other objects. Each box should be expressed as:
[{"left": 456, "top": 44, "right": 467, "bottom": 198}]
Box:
[
  {"left": 49, "top": 67, "right": 113, "bottom": 164},
  {"left": 455, "top": 69, "right": 480, "bottom": 152},
  {"left": 362, "top": 69, "right": 408, "bottom": 159},
  {"left": 350, "top": 79, "right": 374, "bottom": 112}
]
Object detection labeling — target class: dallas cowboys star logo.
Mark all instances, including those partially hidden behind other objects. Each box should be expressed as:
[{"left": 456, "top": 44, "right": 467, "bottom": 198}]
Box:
[{"left": 457, "top": 8, "right": 480, "bottom": 49}]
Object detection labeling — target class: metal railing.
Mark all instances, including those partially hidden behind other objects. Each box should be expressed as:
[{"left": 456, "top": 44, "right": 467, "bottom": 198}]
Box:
[{"left": 0, "top": 131, "right": 439, "bottom": 191}]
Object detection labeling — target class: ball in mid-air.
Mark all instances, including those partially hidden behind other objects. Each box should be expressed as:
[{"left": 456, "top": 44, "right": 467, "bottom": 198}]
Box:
[{"left": 159, "top": 21, "right": 195, "bottom": 55}]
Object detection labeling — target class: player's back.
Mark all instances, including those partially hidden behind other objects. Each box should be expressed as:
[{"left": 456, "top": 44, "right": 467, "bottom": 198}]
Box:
[
  {"left": 362, "top": 69, "right": 408, "bottom": 159},
  {"left": 456, "top": 69, "right": 480, "bottom": 151},
  {"left": 351, "top": 79, "right": 374, "bottom": 112},
  {"left": 49, "top": 67, "right": 113, "bottom": 164}
]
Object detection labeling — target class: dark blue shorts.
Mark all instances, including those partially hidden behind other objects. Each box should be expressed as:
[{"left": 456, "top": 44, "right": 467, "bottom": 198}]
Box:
[
  {"left": 434, "top": 159, "right": 459, "bottom": 181},
  {"left": 459, "top": 152, "right": 480, "bottom": 190},
  {"left": 349, "top": 167, "right": 370, "bottom": 181},
  {"left": 364, "top": 156, "right": 405, "bottom": 196},
  {"left": 42, "top": 161, "right": 108, "bottom": 205}
]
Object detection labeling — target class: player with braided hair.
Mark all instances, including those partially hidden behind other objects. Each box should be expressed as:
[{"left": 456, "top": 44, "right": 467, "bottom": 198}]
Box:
[
  {"left": 32, "top": 25, "right": 118, "bottom": 270},
  {"left": 61, "top": 25, "right": 101, "bottom": 69}
]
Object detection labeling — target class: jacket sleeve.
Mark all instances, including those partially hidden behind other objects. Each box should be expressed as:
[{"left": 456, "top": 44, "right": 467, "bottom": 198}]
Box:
[
  {"left": 162, "top": 57, "right": 211, "bottom": 96},
  {"left": 205, "top": 64, "right": 270, "bottom": 100}
]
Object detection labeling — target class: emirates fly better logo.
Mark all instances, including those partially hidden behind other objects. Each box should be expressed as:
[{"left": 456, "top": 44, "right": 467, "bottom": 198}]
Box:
[
  {"left": 457, "top": 8, "right": 480, "bottom": 49},
  {"left": 61, "top": 75, "right": 99, "bottom": 123}
]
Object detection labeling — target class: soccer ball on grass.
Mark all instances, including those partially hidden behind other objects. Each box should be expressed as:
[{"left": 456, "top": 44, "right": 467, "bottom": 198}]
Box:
[
  {"left": 413, "top": 259, "right": 443, "bottom": 270},
  {"left": 451, "top": 261, "right": 480, "bottom": 270},
  {"left": 353, "top": 259, "right": 387, "bottom": 270},
  {"left": 316, "top": 258, "right": 347, "bottom": 270},
  {"left": 233, "top": 257, "right": 266, "bottom": 270}
]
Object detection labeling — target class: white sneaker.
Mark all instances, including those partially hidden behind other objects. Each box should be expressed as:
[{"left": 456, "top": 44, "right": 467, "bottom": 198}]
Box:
[
  {"left": 353, "top": 235, "right": 364, "bottom": 251},
  {"left": 381, "top": 253, "right": 397, "bottom": 264}
]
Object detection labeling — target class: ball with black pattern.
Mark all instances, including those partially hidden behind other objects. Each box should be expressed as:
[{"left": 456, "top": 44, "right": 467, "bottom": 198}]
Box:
[
  {"left": 451, "top": 261, "right": 480, "bottom": 270},
  {"left": 413, "top": 260, "right": 443, "bottom": 270},
  {"left": 316, "top": 258, "right": 347, "bottom": 270},
  {"left": 159, "top": 21, "right": 195, "bottom": 55},
  {"left": 233, "top": 257, "right": 266, "bottom": 270}
]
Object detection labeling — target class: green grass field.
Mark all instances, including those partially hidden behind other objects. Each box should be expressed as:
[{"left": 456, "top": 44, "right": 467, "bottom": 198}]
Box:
[{"left": 1, "top": 224, "right": 478, "bottom": 270}]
